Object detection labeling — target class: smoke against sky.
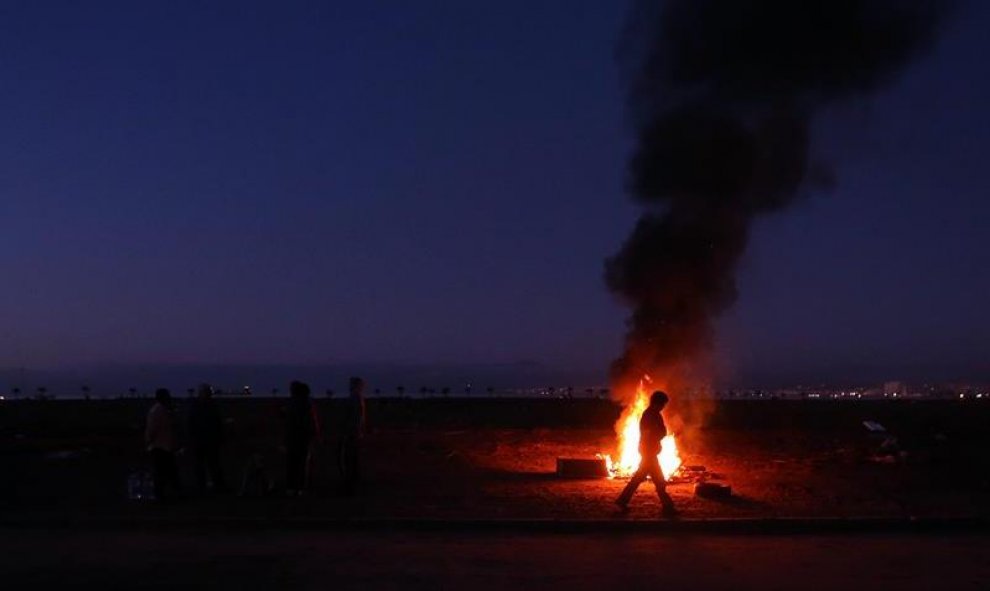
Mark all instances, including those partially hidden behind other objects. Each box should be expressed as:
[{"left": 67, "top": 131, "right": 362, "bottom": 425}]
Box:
[{"left": 606, "top": 0, "right": 956, "bottom": 395}]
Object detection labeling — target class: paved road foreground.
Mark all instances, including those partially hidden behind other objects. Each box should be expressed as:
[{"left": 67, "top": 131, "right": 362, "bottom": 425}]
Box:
[{"left": 1, "top": 529, "right": 987, "bottom": 590}]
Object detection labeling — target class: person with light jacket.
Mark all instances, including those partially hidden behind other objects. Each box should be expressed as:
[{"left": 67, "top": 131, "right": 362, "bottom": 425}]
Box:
[{"left": 146, "top": 388, "right": 181, "bottom": 501}]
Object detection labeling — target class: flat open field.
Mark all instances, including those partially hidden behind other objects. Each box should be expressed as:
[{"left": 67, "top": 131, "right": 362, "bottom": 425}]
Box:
[{"left": 3, "top": 398, "right": 989, "bottom": 521}]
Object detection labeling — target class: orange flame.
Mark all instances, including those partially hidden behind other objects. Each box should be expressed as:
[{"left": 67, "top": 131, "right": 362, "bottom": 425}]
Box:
[{"left": 603, "top": 378, "right": 681, "bottom": 479}]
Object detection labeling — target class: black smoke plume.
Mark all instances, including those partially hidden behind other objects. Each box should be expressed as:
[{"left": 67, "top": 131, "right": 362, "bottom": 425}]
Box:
[{"left": 606, "top": 0, "right": 952, "bottom": 398}]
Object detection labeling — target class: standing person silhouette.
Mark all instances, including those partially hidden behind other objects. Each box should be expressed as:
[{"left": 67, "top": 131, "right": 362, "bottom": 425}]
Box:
[
  {"left": 145, "top": 388, "right": 181, "bottom": 502},
  {"left": 284, "top": 381, "right": 320, "bottom": 496},
  {"left": 338, "top": 376, "right": 367, "bottom": 495},
  {"left": 615, "top": 390, "right": 676, "bottom": 516},
  {"left": 188, "top": 383, "right": 228, "bottom": 494}
]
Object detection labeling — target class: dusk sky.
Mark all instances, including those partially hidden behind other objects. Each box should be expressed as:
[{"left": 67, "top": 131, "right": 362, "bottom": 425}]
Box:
[{"left": 2, "top": 1, "right": 987, "bottom": 385}]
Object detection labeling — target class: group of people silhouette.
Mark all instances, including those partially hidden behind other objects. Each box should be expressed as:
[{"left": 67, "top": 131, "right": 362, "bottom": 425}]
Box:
[
  {"left": 144, "top": 377, "right": 367, "bottom": 502},
  {"left": 144, "top": 382, "right": 675, "bottom": 514}
]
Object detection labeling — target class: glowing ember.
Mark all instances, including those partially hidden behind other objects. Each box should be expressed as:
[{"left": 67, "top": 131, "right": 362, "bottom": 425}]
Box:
[{"left": 601, "top": 378, "right": 682, "bottom": 479}]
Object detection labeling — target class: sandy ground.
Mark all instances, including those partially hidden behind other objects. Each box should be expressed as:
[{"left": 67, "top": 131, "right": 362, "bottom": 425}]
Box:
[
  {"left": 2, "top": 529, "right": 988, "bottom": 590},
  {"left": 3, "top": 399, "right": 989, "bottom": 521},
  {"left": 4, "top": 399, "right": 989, "bottom": 588}
]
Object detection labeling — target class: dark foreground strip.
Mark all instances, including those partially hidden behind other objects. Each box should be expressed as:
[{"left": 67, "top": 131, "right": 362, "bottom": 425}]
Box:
[{"left": 1, "top": 516, "right": 988, "bottom": 535}]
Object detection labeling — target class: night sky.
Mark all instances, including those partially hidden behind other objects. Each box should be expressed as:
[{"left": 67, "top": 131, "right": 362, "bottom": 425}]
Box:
[{"left": 1, "top": 1, "right": 987, "bottom": 386}]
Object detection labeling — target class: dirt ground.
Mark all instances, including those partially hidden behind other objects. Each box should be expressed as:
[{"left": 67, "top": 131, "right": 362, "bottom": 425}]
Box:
[{"left": 3, "top": 398, "right": 989, "bottom": 521}]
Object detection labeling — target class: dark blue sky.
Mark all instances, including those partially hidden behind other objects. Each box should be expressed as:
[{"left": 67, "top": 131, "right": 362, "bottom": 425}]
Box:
[{"left": 1, "top": 1, "right": 987, "bottom": 385}]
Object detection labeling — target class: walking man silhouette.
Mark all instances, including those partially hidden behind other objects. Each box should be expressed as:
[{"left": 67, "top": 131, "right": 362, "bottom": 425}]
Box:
[{"left": 615, "top": 390, "right": 676, "bottom": 516}]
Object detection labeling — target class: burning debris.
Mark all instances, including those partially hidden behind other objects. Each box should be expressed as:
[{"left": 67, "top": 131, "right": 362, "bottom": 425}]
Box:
[
  {"left": 603, "top": 0, "right": 953, "bottom": 476},
  {"left": 695, "top": 481, "right": 732, "bottom": 500},
  {"left": 556, "top": 458, "right": 610, "bottom": 479}
]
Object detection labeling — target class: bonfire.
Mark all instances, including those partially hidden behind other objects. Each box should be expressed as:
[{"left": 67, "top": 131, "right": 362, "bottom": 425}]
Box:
[{"left": 601, "top": 377, "right": 682, "bottom": 480}]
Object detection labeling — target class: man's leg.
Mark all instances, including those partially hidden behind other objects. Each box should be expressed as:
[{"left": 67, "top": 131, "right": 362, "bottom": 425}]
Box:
[
  {"left": 303, "top": 443, "right": 313, "bottom": 491},
  {"left": 286, "top": 444, "right": 303, "bottom": 491},
  {"left": 647, "top": 464, "right": 676, "bottom": 514},
  {"left": 616, "top": 464, "right": 648, "bottom": 507},
  {"left": 293, "top": 441, "right": 311, "bottom": 492},
  {"left": 285, "top": 445, "right": 296, "bottom": 491}
]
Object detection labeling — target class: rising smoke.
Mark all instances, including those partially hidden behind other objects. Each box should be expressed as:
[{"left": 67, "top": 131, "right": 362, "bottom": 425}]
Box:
[{"left": 606, "top": 0, "right": 953, "bottom": 405}]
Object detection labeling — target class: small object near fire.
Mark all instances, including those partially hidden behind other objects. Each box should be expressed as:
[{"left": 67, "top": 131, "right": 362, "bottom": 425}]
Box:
[
  {"left": 681, "top": 465, "right": 706, "bottom": 473},
  {"left": 862, "top": 420, "right": 887, "bottom": 433},
  {"left": 556, "top": 458, "right": 609, "bottom": 479},
  {"left": 695, "top": 482, "right": 732, "bottom": 499}
]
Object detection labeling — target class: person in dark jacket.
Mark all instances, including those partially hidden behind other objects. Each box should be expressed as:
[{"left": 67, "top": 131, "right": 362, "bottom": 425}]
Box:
[
  {"left": 615, "top": 390, "right": 676, "bottom": 516},
  {"left": 188, "top": 383, "right": 228, "bottom": 493},
  {"left": 338, "top": 376, "right": 367, "bottom": 495},
  {"left": 284, "top": 380, "right": 320, "bottom": 495}
]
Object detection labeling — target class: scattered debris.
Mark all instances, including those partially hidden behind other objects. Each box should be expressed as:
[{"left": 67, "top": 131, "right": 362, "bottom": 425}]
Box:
[
  {"left": 556, "top": 458, "right": 609, "bottom": 479},
  {"left": 863, "top": 419, "right": 904, "bottom": 463},
  {"left": 862, "top": 420, "right": 886, "bottom": 433},
  {"left": 695, "top": 482, "right": 732, "bottom": 499},
  {"left": 665, "top": 464, "right": 716, "bottom": 485}
]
